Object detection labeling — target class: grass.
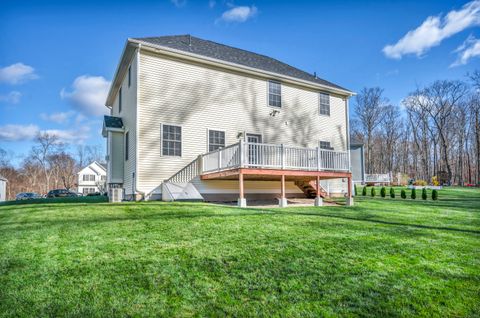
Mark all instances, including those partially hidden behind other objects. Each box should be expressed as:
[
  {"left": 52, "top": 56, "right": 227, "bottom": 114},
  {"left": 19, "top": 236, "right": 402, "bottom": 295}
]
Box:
[{"left": 0, "top": 187, "right": 479, "bottom": 317}]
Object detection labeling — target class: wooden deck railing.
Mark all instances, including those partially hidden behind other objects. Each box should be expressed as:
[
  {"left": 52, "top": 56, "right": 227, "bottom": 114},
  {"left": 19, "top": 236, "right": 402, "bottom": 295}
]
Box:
[{"left": 201, "top": 141, "right": 350, "bottom": 173}]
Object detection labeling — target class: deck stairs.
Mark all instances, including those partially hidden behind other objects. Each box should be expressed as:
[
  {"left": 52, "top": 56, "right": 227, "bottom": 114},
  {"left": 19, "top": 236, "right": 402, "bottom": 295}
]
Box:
[{"left": 295, "top": 180, "right": 328, "bottom": 198}]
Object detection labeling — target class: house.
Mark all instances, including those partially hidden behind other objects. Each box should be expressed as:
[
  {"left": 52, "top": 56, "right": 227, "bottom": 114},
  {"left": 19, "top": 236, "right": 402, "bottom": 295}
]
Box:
[
  {"left": 77, "top": 161, "right": 107, "bottom": 195},
  {"left": 0, "top": 176, "right": 7, "bottom": 202},
  {"left": 103, "top": 35, "right": 355, "bottom": 207}
]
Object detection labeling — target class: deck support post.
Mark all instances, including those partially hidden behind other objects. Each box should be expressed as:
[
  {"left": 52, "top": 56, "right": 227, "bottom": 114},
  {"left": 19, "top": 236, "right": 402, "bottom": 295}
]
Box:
[
  {"left": 238, "top": 172, "right": 246, "bottom": 207},
  {"left": 278, "top": 174, "right": 287, "bottom": 207},
  {"left": 314, "top": 175, "right": 323, "bottom": 206},
  {"left": 346, "top": 176, "right": 354, "bottom": 206}
]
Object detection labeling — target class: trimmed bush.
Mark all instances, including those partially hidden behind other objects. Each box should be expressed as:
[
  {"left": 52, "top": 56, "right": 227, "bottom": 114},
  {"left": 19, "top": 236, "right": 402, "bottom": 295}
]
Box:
[
  {"left": 362, "top": 186, "right": 367, "bottom": 196},
  {"left": 354, "top": 184, "right": 358, "bottom": 196},
  {"left": 401, "top": 189, "right": 406, "bottom": 199},
  {"left": 390, "top": 187, "right": 395, "bottom": 198},
  {"left": 422, "top": 188, "right": 427, "bottom": 200},
  {"left": 432, "top": 189, "right": 438, "bottom": 200},
  {"left": 371, "top": 187, "right": 376, "bottom": 197},
  {"left": 411, "top": 188, "right": 417, "bottom": 199},
  {"left": 380, "top": 187, "right": 386, "bottom": 198}
]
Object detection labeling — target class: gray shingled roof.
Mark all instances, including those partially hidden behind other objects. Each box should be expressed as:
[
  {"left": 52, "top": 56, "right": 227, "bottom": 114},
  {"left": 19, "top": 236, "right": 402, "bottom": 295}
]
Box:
[
  {"left": 104, "top": 116, "right": 123, "bottom": 129},
  {"left": 133, "top": 35, "right": 350, "bottom": 92}
]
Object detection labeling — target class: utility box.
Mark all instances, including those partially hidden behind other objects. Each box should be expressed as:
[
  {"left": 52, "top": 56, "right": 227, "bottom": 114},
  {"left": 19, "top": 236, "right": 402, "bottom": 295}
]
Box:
[{"left": 109, "top": 188, "right": 124, "bottom": 203}]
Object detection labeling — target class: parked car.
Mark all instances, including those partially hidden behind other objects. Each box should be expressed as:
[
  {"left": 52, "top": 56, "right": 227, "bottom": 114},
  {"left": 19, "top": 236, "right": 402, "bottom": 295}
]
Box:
[
  {"left": 47, "top": 189, "right": 78, "bottom": 198},
  {"left": 15, "top": 192, "right": 41, "bottom": 200}
]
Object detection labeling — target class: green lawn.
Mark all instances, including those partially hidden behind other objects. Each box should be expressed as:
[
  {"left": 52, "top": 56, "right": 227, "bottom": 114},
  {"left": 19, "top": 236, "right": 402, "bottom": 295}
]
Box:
[{"left": 0, "top": 188, "right": 479, "bottom": 317}]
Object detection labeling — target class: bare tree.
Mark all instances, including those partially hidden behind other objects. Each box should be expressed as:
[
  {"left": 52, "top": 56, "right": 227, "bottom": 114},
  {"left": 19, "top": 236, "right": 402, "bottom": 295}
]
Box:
[
  {"left": 30, "top": 132, "right": 63, "bottom": 193},
  {"left": 354, "top": 87, "right": 387, "bottom": 173}
]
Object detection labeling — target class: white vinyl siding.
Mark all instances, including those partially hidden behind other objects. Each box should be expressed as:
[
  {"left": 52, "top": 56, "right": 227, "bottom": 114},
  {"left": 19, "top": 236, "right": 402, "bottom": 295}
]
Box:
[
  {"left": 268, "top": 80, "right": 281, "bottom": 108},
  {"left": 319, "top": 93, "right": 330, "bottom": 116},
  {"left": 208, "top": 129, "right": 225, "bottom": 151},
  {"left": 110, "top": 52, "right": 137, "bottom": 194},
  {"left": 136, "top": 49, "right": 348, "bottom": 195}
]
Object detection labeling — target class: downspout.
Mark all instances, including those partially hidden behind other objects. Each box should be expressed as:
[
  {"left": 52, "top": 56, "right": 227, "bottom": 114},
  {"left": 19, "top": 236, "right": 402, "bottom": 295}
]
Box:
[{"left": 134, "top": 44, "right": 145, "bottom": 200}]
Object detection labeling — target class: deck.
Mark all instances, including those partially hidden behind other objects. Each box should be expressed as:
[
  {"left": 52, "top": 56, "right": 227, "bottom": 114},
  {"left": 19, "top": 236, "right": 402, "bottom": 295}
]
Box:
[{"left": 168, "top": 141, "right": 354, "bottom": 207}]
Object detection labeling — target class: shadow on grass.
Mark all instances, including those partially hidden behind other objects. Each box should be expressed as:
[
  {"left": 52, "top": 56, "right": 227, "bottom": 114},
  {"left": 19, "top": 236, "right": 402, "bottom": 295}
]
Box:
[{"left": 1, "top": 204, "right": 479, "bottom": 236}]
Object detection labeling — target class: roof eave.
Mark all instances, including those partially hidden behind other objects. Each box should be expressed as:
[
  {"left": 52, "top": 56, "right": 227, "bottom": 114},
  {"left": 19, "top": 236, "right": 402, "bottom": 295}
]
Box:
[
  {"left": 130, "top": 38, "right": 355, "bottom": 97},
  {"left": 105, "top": 40, "right": 139, "bottom": 107}
]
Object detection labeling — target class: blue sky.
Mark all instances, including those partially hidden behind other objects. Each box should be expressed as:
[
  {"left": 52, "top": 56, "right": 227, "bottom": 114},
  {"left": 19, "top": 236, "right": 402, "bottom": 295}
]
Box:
[{"left": 1, "top": 0, "right": 479, "bottom": 165}]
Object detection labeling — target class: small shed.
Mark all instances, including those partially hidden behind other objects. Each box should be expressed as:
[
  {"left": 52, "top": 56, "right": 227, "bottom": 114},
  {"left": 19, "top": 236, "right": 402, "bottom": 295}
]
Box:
[{"left": 0, "top": 176, "right": 7, "bottom": 202}]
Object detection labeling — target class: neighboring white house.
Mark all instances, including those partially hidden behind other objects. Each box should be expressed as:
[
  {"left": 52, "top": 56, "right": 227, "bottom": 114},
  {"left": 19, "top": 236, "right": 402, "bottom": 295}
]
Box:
[
  {"left": 103, "top": 35, "right": 356, "bottom": 207},
  {"left": 0, "top": 176, "right": 7, "bottom": 202},
  {"left": 77, "top": 161, "right": 107, "bottom": 195}
]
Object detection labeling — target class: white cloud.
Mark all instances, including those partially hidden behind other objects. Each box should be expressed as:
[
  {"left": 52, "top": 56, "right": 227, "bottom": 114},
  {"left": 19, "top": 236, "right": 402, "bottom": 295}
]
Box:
[
  {"left": 40, "top": 111, "right": 75, "bottom": 124},
  {"left": 219, "top": 5, "right": 258, "bottom": 23},
  {"left": 43, "top": 125, "right": 91, "bottom": 144},
  {"left": 0, "top": 91, "right": 21, "bottom": 104},
  {"left": 171, "top": 0, "right": 186, "bottom": 7},
  {"left": 0, "top": 63, "right": 39, "bottom": 84},
  {"left": 451, "top": 35, "right": 480, "bottom": 66},
  {"left": 383, "top": 0, "right": 480, "bottom": 59},
  {"left": 0, "top": 123, "right": 91, "bottom": 144},
  {"left": 60, "top": 75, "right": 111, "bottom": 117},
  {"left": 0, "top": 124, "right": 39, "bottom": 141}
]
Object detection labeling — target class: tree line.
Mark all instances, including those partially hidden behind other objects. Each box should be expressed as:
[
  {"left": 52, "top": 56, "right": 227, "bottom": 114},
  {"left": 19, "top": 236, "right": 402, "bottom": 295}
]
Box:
[
  {"left": 0, "top": 133, "right": 104, "bottom": 200},
  {"left": 352, "top": 70, "right": 480, "bottom": 186}
]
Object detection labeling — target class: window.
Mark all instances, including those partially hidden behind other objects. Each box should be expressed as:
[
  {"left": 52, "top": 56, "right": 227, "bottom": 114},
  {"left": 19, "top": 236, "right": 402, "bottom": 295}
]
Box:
[
  {"left": 319, "top": 93, "right": 330, "bottom": 116},
  {"left": 268, "top": 81, "right": 282, "bottom": 107},
  {"left": 208, "top": 130, "right": 225, "bottom": 151},
  {"left": 128, "top": 66, "right": 131, "bottom": 87},
  {"left": 319, "top": 141, "right": 334, "bottom": 150},
  {"left": 82, "top": 174, "right": 95, "bottom": 182},
  {"left": 125, "top": 131, "right": 129, "bottom": 161},
  {"left": 162, "top": 124, "right": 182, "bottom": 156},
  {"left": 83, "top": 187, "right": 96, "bottom": 194},
  {"left": 119, "top": 87, "right": 122, "bottom": 113},
  {"left": 101, "top": 175, "right": 106, "bottom": 181}
]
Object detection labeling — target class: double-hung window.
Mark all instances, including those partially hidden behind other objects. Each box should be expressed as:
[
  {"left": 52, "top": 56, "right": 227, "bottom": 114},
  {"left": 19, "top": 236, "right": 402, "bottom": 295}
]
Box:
[
  {"left": 83, "top": 174, "right": 95, "bottom": 182},
  {"left": 128, "top": 66, "right": 131, "bottom": 87},
  {"left": 268, "top": 81, "right": 282, "bottom": 108},
  {"left": 319, "top": 141, "right": 334, "bottom": 150},
  {"left": 208, "top": 130, "right": 225, "bottom": 151},
  {"left": 319, "top": 93, "right": 330, "bottom": 116},
  {"left": 162, "top": 124, "right": 182, "bottom": 156}
]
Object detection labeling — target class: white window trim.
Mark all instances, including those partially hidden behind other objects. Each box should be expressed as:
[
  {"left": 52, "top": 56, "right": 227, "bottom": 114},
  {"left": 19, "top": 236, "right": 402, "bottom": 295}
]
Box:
[
  {"left": 267, "top": 80, "right": 282, "bottom": 109},
  {"left": 160, "top": 123, "right": 183, "bottom": 157},
  {"left": 319, "top": 92, "right": 331, "bottom": 117},
  {"left": 206, "top": 128, "right": 226, "bottom": 152},
  {"left": 245, "top": 132, "right": 263, "bottom": 143}
]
